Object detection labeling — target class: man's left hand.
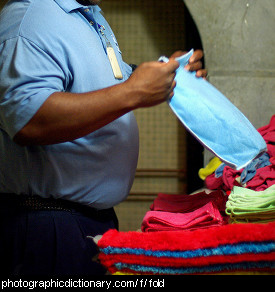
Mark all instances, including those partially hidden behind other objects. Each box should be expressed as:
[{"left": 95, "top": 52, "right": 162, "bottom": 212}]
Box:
[{"left": 170, "top": 49, "right": 208, "bottom": 79}]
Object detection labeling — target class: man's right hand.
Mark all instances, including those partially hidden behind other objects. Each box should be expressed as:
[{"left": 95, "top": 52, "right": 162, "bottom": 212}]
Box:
[{"left": 125, "top": 59, "right": 179, "bottom": 109}]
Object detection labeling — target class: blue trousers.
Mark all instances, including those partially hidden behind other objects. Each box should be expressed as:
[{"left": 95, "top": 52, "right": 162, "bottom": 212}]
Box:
[{"left": 0, "top": 199, "right": 118, "bottom": 276}]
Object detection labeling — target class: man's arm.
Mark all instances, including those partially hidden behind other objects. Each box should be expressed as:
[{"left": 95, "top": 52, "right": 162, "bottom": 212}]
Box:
[{"left": 14, "top": 59, "right": 179, "bottom": 146}]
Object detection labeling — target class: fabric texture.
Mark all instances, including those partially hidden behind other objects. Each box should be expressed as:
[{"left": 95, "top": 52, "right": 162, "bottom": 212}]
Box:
[
  {"left": 141, "top": 202, "right": 224, "bottom": 232},
  {"left": 98, "top": 222, "right": 275, "bottom": 275},
  {"left": 150, "top": 190, "right": 227, "bottom": 213},
  {"left": 141, "top": 190, "right": 227, "bottom": 232},
  {"left": 160, "top": 50, "right": 267, "bottom": 170},
  {"left": 226, "top": 184, "right": 275, "bottom": 223},
  {"left": 0, "top": 0, "right": 138, "bottom": 209},
  {"left": 199, "top": 157, "right": 222, "bottom": 180},
  {"left": 205, "top": 115, "right": 275, "bottom": 192}
]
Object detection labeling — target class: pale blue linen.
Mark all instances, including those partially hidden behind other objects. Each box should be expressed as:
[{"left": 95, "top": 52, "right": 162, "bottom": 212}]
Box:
[{"left": 160, "top": 50, "right": 267, "bottom": 170}]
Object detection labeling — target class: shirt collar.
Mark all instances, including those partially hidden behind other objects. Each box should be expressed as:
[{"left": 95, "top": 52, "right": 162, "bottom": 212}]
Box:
[{"left": 54, "top": 0, "right": 101, "bottom": 13}]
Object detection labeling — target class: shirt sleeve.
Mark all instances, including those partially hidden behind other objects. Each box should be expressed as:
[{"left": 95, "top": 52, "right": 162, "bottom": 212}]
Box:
[{"left": 0, "top": 36, "right": 69, "bottom": 138}]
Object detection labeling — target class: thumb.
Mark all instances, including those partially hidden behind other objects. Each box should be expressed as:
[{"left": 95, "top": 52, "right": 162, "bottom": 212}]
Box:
[{"left": 165, "top": 59, "right": 179, "bottom": 73}]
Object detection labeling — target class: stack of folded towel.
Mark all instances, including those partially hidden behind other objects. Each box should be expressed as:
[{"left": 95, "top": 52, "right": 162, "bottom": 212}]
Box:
[
  {"left": 141, "top": 190, "right": 228, "bottom": 232},
  {"left": 226, "top": 184, "right": 275, "bottom": 223},
  {"left": 98, "top": 221, "right": 275, "bottom": 275}
]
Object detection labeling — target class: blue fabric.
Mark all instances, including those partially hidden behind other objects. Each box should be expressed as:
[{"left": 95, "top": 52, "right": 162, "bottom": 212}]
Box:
[
  {"left": 0, "top": 0, "right": 139, "bottom": 209},
  {"left": 240, "top": 152, "right": 271, "bottom": 183},
  {"left": 101, "top": 241, "right": 275, "bottom": 258},
  {"left": 215, "top": 152, "right": 271, "bottom": 182},
  {"left": 114, "top": 261, "right": 274, "bottom": 275},
  {"left": 215, "top": 163, "right": 226, "bottom": 177},
  {"left": 160, "top": 50, "right": 267, "bottom": 170}
]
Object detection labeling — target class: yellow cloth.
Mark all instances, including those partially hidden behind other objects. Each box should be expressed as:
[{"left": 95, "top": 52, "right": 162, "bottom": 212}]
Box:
[
  {"left": 198, "top": 157, "right": 222, "bottom": 180},
  {"left": 112, "top": 271, "right": 137, "bottom": 275}
]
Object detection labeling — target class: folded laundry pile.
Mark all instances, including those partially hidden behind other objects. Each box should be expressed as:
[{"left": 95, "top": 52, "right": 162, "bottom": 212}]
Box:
[
  {"left": 97, "top": 115, "right": 275, "bottom": 275},
  {"left": 226, "top": 184, "right": 275, "bottom": 223},
  {"left": 141, "top": 202, "right": 224, "bottom": 232},
  {"left": 141, "top": 190, "right": 228, "bottom": 232},
  {"left": 98, "top": 221, "right": 275, "bottom": 275},
  {"left": 201, "top": 115, "right": 275, "bottom": 192}
]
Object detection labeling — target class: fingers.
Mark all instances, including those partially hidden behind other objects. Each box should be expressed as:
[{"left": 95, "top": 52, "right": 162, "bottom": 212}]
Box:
[
  {"left": 189, "top": 49, "right": 204, "bottom": 63},
  {"left": 168, "top": 80, "right": 177, "bottom": 100},
  {"left": 185, "top": 49, "right": 208, "bottom": 78},
  {"left": 185, "top": 60, "right": 202, "bottom": 72},
  {"left": 164, "top": 59, "right": 179, "bottom": 73},
  {"left": 195, "top": 69, "right": 208, "bottom": 79}
]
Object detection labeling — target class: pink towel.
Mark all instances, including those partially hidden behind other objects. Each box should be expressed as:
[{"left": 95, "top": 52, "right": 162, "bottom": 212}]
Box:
[{"left": 141, "top": 202, "right": 224, "bottom": 232}]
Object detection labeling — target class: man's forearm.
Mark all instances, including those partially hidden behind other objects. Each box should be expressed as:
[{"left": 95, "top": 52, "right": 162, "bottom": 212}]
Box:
[
  {"left": 14, "top": 82, "right": 135, "bottom": 146},
  {"left": 13, "top": 59, "right": 179, "bottom": 146}
]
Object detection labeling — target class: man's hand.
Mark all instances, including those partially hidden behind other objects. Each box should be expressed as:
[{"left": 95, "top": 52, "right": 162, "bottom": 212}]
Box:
[
  {"left": 170, "top": 49, "right": 208, "bottom": 78},
  {"left": 125, "top": 59, "right": 179, "bottom": 108}
]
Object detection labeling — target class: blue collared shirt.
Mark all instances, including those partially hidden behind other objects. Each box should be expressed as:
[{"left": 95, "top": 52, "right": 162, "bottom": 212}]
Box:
[{"left": 0, "top": 0, "right": 139, "bottom": 209}]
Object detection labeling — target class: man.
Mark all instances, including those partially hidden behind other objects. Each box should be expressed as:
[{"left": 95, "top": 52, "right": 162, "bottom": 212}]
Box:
[{"left": 0, "top": 0, "right": 207, "bottom": 275}]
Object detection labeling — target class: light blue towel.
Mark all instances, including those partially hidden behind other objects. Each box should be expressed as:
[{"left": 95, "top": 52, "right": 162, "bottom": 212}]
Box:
[{"left": 159, "top": 50, "right": 267, "bottom": 170}]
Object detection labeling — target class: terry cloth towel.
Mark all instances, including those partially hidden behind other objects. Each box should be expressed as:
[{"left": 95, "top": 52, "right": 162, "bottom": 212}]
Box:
[
  {"left": 159, "top": 50, "right": 267, "bottom": 170},
  {"left": 226, "top": 184, "right": 275, "bottom": 223},
  {"left": 141, "top": 202, "right": 224, "bottom": 232},
  {"left": 150, "top": 190, "right": 227, "bottom": 214},
  {"left": 98, "top": 221, "right": 275, "bottom": 275}
]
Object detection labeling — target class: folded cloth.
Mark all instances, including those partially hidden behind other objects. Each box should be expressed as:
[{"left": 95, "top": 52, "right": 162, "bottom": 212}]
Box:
[
  {"left": 141, "top": 202, "right": 224, "bottom": 232},
  {"left": 226, "top": 184, "right": 275, "bottom": 223},
  {"left": 159, "top": 50, "right": 267, "bottom": 170},
  {"left": 150, "top": 190, "right": 227, "bottom": 214},
  {"left": 98, "top": 222, "right": 275, "bottom": 275}
]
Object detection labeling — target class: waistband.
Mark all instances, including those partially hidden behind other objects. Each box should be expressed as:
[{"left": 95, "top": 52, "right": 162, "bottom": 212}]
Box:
[{"left": 0, "top": 193, "right": 117, "bottom": 222}]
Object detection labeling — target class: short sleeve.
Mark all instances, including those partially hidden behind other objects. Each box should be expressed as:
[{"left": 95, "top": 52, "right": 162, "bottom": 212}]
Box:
[{"left": 0, "top": 36, "right": 69, "bottom": 138}]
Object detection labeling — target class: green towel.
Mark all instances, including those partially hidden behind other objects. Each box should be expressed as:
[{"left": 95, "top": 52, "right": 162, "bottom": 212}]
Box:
[{"left": 226, "top": 185, "right": 275, "bottom": 223}]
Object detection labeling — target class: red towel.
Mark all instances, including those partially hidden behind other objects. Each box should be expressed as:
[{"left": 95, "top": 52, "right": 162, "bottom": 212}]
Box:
[
  {"left": 99, "top": 222, "right": 275, "bottom": 251},
  {"left": 100, "top": 251, "right": 275, "bottom": 271},
  {"left": 258, "top": 115, "right": 275, "bottom": 144},
  {"left": 141, "top": 202, "right": 224, "bottom": 232},
  {"left": 150, "top": 190, "right": 227, "bottom": 213},
  {"left": 98, "top": 222, "right": 275, "bottom": 275}
]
